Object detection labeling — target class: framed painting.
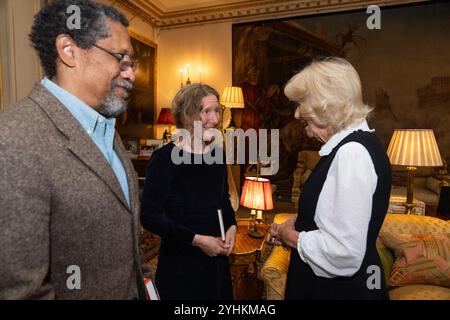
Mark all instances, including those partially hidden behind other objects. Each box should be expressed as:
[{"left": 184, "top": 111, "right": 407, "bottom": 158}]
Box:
[
  {"left": 116, "top": 30, "right": 157, "bottom": 139},
  {"left": 232, "top": 1, "right": 450, "bottom": 198}
]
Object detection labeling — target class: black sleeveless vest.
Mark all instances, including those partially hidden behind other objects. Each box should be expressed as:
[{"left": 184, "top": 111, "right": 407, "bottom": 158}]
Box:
[{"left": 285, "top": 131, "right": 392, "bottom": 300}]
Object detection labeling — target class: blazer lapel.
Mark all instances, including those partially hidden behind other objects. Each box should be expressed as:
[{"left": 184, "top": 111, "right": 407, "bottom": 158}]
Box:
[
  {"left": 114, "top": 132, "right": 140, "bottom": 216},
  {"left": 28, "top": 84, "right": 131, "bottom": 212}
]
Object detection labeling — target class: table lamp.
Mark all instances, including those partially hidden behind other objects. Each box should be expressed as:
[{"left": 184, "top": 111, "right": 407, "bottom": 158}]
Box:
[
  {"left": 220, "top": 86, "right": 245, "bottom": 130},
  {"left": 157, "top": 108, "right": 175, "bottom": 143},
  {"left": 387, "top": 129, "right": 443, "bottom": 214},
  {"left": 240, "top": 176, "right": 273, "bottom": 238}
]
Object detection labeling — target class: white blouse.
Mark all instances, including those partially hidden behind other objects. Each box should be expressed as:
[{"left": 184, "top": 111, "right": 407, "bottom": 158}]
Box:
[{"left": 297, "top": 120, "right": 378, "bottom": 278}]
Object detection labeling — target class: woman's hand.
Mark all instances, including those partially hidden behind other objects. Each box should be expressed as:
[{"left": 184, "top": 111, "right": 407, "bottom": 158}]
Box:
[
  {"left": 277, "top": 221, "right": 300, "bottom": 249},
  {"left": 192, "top": 234, "right": 228, "bottom": 257},
  {"left": 270, "top": 219, "right": 299, "bottom": 249},
  {"left": 270, "top": 223, "right": 284, "bottom": 246},
  {"left": 224, "top": 225, "right": 237, "bottom": 256}
]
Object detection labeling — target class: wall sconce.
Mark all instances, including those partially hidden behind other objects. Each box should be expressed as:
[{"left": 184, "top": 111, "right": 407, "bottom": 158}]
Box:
[
  {"left": 179, "top": 67, "right": 190, "bottom": 87},
  {"left": 179, "top": 64, "right": 204, "bottom": 87},
  {"left": 198, "top": 67, "right": 202, "bottom": 83}
]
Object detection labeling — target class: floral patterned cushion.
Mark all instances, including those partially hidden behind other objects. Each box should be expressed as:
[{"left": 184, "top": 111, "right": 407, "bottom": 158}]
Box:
[
  {"left": 389, "top": 284, "right": 450, "bottom": 300},
  {"left": 260, "top": 213, "right": 450, "bottom": 300},
  {"left": 379, "top": 232, "right": 450, "bottom": 287},
  {"left": 381, "top": 214, "right": 449, "bottom": 235}
]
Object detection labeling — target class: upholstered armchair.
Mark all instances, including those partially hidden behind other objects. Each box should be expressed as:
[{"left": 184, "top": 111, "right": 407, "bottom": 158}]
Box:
[
  {"left": 260, "top": 213, "right": 295, "bottom": 300},
  {"left": 391, "top": 166, "right": 449, "bottom": 208},
  {"left": 260, "top": 213, "right": 450, "bottom": 300},
  {"left": 377, "top": 214, "right": 450, "bottom": 299},
  {"left": 290, "top": 149, "right": 449, "bottom": 210}
]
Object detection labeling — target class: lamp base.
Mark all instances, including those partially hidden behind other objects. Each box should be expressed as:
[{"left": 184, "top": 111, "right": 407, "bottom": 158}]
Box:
[
  {"left": 403, "top": 202, "right": 416, "bottom": 215},
  {"left": 248, "top": 227, "right": 264, "bottom": 239},
  {"left": 225, "top": 116, "right": 238, "bottom": 131}
]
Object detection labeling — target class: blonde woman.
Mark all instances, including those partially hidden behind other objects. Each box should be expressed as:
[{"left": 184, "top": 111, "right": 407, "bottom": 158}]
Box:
[
  {"left": 141, "top": 83, "right": 236, "bottom": 300},
  {"left": 271, "top": 57, "right": 391, "bottom": 300}
]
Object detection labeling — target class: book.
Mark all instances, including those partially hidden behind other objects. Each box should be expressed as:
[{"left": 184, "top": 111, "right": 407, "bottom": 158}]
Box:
[{"left": 144, "top": 278, "right": 160, "bottom": 300}]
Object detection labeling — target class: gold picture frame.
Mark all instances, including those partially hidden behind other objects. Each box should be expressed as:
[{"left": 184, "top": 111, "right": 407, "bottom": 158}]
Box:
[
  {"left": 116, "top": 30, "right": 157, "bottom": 140},
  {"left": 0, "top": 58, "right": 3, "bottom": 109}
]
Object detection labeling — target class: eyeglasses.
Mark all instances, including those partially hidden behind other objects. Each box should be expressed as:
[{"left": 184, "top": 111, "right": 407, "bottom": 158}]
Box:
[{"left": 91, "top": 43, "right": 138, "bottom": 72}]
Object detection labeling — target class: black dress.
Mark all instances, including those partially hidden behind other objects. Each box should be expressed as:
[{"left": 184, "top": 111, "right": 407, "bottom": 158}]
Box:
[
  {"left": 140, "top": 142, "right": 236, "bottom": 300},
  {"left": 285, "top": 131, "right": 392, "bottom": 300}
]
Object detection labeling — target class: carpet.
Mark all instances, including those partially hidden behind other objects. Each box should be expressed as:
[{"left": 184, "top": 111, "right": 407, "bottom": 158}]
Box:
[
  {"left": 139, "top": 228, "right": 275, "bottom": 300},
  {"left": 140, "top": 230, "right": 160, "bottom": 279}
]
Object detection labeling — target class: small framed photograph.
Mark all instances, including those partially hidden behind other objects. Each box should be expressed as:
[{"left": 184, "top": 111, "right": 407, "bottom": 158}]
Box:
[
  {"left": 140, "top": 139, "right": 164, "bottom": 158},
  {"left": 123, "top": 137, "right": 140, "bottom": 159}
]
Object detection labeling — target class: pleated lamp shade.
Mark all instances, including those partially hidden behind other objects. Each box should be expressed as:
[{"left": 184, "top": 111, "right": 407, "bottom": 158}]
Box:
[
  {"left": 220, "top": 86, "right": 245, "bottom": 109},
  {"left": 240, "top": 177, "right": 273, "bottom": 210},
  {"left": 156, "top": 108, "right": 174, "bottom": 125},
  {"left": 387, "top": 129, "right": 443, "bottom": 167}
]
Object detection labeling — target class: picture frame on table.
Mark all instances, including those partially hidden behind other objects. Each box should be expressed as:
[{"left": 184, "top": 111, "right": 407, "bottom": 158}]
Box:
[
  {"left": 140, "top": 139, "right": 164, "bottom": 158},
  {"left": 123, "top": 137, "right": 140, "bottom": 159}
]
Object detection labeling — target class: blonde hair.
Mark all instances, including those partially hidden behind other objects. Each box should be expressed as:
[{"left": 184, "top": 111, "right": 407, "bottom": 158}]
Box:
[
  {"left": 171, "top": 83, "right": 220, "bottom": 132},
  {"left": 284, "top": 57, "right": 372, "bottom": 134}
]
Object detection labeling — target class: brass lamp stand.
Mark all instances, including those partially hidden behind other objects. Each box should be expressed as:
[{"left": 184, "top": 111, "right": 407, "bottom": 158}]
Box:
[
  {"left": 248, "top": 210, "right": 264, "bottom": 239},
  {"left": 404, "top": 166, "right": 417, "bottom": 214}
]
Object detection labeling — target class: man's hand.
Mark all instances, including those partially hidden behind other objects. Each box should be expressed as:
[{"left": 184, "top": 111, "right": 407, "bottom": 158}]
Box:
[{"left": 192, "top": 234, "right": 228, "bottom": 257}]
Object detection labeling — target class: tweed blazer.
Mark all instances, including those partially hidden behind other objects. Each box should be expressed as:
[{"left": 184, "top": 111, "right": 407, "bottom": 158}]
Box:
[{"left": 0, "top": 84, "right": 146, "bottom": 299}]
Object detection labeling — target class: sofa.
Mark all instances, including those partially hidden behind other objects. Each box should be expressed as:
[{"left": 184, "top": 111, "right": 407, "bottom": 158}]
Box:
[
  {"left": 290, "top": 150, "right": 449, "bottom": 211},
  {"left": 260, "top": 213, "right": 450, "bottom": 300},
  {"left": 391, "top": 166, "right": 449, "bottom": 208}
]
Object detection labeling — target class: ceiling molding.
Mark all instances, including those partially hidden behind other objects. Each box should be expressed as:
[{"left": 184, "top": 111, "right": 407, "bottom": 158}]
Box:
[{"left": 118, "top": 0, "right": 430, "bottom": 29}]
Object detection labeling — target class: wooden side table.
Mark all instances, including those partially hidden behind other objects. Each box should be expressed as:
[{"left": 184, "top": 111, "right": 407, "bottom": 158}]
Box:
[{"left": 229, "top": 219, "right": 270, "bottom": 299}]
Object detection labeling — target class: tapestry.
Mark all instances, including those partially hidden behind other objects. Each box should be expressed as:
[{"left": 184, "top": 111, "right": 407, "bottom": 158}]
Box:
[{"left": 232, "top": 1, "right": 450, "bottom": 196}]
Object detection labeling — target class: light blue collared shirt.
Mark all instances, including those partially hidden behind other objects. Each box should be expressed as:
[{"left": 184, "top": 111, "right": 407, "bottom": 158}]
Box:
[{"left": 42, "top": 78, "right": 130, "bottom": 206}]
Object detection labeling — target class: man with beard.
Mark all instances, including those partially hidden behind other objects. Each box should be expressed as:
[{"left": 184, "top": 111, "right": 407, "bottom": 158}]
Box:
[{"left": 0, "top": 0, "right": 146, "bottom": 299}]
